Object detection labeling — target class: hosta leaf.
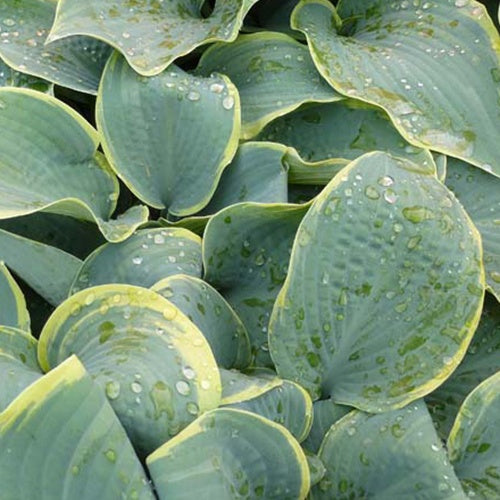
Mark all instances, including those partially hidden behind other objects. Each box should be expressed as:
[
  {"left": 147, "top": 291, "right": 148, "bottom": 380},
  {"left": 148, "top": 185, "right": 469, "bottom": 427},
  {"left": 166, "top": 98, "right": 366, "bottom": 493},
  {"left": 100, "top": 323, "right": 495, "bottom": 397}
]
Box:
[
  {"left": 0, "top": 213, "right": 105, "bottom": 260},
  {"left": 448, "top": 371, "right": 500, "bottom": 498},
  {"left": 204, "top": 202, "right": 310, "bottom": 367},
  {"left": 0, "top": 263, "right": 30, "bottom": 332},
  {"left": 219, "top": 369, "right": 313, "bottom": 441},
  {"left": 0, "top": 356, "right": 154, "bottom": 499},
  {"left": 292, "top": 0, "right": 500, "bottom": 176},
  {"left": 199, "top": 142, "right": 289, "bottom": 215},
  {"left": 197, "top": 32, "right": 341, "bottom": 139},
  {"left": 220, "top": 368, "right": 282, "bottom": 405},
  {"left": 147, "top": 408, "right": 310, "bottom": 500},
  {"left": 258, "top": 100, "right": 436, "bottom": 171},
  {"left": 0, "top": 59, "right": 52, "bottom": 94},
  {"left": 312, "top": 401, "right": 464, "bottom": 499},
  {"left": 427, "top": 293, "right": 500, "bottom": 440},
  {"left": 302, "top": 399, "right": 352, "bottom": 453},
  {"left": 269, "top": 152, "right": 484, "bottom": 410},
  {"left": 97, "top": 53, "right": 240, "bottom": 216},
  {"left": 446, "top": 158, "right": 500, "bottom": 300},
  {"left": 0, "top": 229, "right": 81, "bottom": 306},
  {"left": 71, "top": 228, "right": 202, "bottom": 295},
  {"left": 0, "top": 326, "right": 41, "bottom": 412},
  {"left": 0, "top": 88, "right": 148, "bottom": 243},
  {"left": 153, "top": 275, "right": 251, "bottom": 370},
  {"left": 48, "top": 0, "right": 260, "bottom": 76},
  {"left": 0, "top": 0, "right": 111, "bottom": 94},
  {"left": 38, "top": 285, "right": 221, "bottom": 458}
]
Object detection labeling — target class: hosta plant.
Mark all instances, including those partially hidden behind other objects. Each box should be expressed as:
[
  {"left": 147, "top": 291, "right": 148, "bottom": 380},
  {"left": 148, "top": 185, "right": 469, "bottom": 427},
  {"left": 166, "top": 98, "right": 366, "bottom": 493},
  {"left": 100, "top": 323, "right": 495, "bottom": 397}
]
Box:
[{"left": 0, "top": 0, "right": 499, "bottom": 499}]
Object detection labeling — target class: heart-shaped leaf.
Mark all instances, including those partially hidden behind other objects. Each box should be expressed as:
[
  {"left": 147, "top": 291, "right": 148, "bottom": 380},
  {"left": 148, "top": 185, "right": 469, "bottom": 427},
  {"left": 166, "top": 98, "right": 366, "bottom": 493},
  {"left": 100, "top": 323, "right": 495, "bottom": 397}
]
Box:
[
  {"left": 292, "top": 0, "right": 500, "bottom": 176},
  {"left": 0, "top": 356, "right": 154, "bottom": 499},
  {"left": 153, "top": 275, "right": 251, "bottom": 369},
  {"left": 427, "top": 293, "right": 500, "bottom": 440},
  {"left": 0, "top": 0, "right": 111, "bottom": 94},
  {"left": 204, "top": 202, "right": 310, "bottom": 367},
  {"left": 197, "top": 32, "right": 341, "bottom": 139},
  {"left": 48, "top": 0, "right": 260, "bottom": 76},
  {"left": 97, "top": 53, "right": 240, "bottom": 216},
  {"left": 0, "top": 228, "right": 81, "bottom": 306},
  {"left": 258, "top": 100, "right": 436, "bottom": 171},
  {"left": 0, "top": 326, "right": 41, "bottom": 411},
  {"left": 71, "top": 228, "right": 202, "bottom": 295},
  {"left": 446, "top": 158, "right": 500, "bottom": 300},
  {"left": 0, "top": 88, "right": 148, "bottom": 242},
  {"left": 448, "top": 371, "right": 500, "bottom": 498},
  {"left": 0, "top": 263, "right": 30, "bottom": 331},
  {"left": 269, "top": 152, "right": 484, "bottom": 410},
  {"left": 312, "top": 400, "right": 464, "bottom": 498},
  {"left": 38, "top": 285, "right": 221, "bottom": 458},
  {"left": 147, "top": 408, "right": 310, "bottom": 499}
]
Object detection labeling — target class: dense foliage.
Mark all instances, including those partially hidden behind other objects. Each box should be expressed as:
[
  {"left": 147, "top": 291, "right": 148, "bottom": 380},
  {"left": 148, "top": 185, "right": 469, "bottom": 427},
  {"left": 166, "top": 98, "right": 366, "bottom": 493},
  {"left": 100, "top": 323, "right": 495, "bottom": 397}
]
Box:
[{"left": 0, "top": 0, "right": 499, "bottom": 498}]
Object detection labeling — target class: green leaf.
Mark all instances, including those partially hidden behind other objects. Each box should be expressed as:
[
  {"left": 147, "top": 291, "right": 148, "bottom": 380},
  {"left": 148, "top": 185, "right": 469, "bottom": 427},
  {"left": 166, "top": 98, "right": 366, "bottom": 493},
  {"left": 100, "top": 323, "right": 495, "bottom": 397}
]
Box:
[
  {"left": 71, "top": 228, "right": 202, "bottom": 295},
  {"left": 203, "top": 202, "right": 310, "bottom": 367},
  {"left": 269, "top": 152, "right": 484, "bottom": 410},
  {"left": 0, "top": 59, "right": 52, "bottom": 94},
  {"left": 153, "top": 275, "right": 251, "bottom": 370},
  {"left": 147, "top": 408, "right": 310, "bottom": 500},
  {"left": 0, "top": 213, "right": 105, "bottom": 259},
  {"left": 445, "top": 158, "right": 500, "bottom": 300},
  {"left": 199, "top": 142, "right": 289, "bottom": 215},
  {"left": 448, "top": 372, "right": 500, "bottom": 499},
  {"left": 0, "top": 88, "right": 148, "bottom": 243},
  {"left": 0, "top": 263, "right": 30, "bottom": 332},
  {"left": 292, "top": 0, "right": 500, "bottom": 176},
  {"left": 0, "top": 0, "right": 111, "bottom": 94},
  {"left": 0, "top": 326, "right": 41, "bottom": 412},
  {"left": 219, "top": 369, "right": 313, "bottom": 441},
  {"left": 0, "top": 356, "right": 154, "bottom": 499},
  {"left": 48, "top": 0, "right": 260, "bottom": 76},
  {"left": 197, "top": 32, "right": 341, "bottom": 139},
  {"left": 38, "top": 285, "right": 221, "bottom": 458},
  {"left": 97, "top": 53, "right": 240, "bottom": 216},
  {"left": 258, "top": 100, "right": 436, "bottom": 171},
  {"left": 427, "top": 293, "right": 500, "bottom": 440},
  {"left": 312, "top": 401, "right": 464, "bottom": 499},
  {"left": 0, "top": 228, "right": 81, "bottom": 306},
  {"left": 302, "top": 399, "right": 352, "bottom": 453}
]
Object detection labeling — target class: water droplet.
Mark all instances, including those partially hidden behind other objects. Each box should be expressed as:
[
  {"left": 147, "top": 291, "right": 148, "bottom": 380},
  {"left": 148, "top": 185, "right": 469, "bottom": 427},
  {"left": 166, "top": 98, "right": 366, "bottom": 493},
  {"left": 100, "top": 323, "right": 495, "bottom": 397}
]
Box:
[
  {"left": 443, "top": 356, "right": 453, "bottom": 366},
  {"left": 84, "top": 293, "right": 95, "bottom": 306},
  {"left": 201, "top": 380, "right": 210, "bottom": 390},
  {"left": 154, "top": 234, "right": 165, "bottom": 244},
  {"left": 187, "top": 90, "right": 200, "bottom": 101},
  {"left": 384, "top": 189, "right": 398, "bottom": 204},
  {"left": 364, "top": 185, "right": 380, "bottom": 200},
  {"left": 176, "top": 380, "right": 190, "bottom": 396},
  {"left": 132, "top": 256, "right": 143, "bottom": 265},
  {"left": 131, "top": 381, "right": 142, "bottom": 393},
  {"left": 222, "top": 96, "right": 235, "bottom": 110},
  {"left": 2, "top": 19, "right": 16, "bottom": 27},
  {"left": 186, "top": 402, "right": 199, "bottom": 415},
  {"left": 378, "top": 176, "right": 395, "bottom": 187},
  {"left": 104, "top": 449, "right": 117, "bottom": 462},
  {"left": 182, "top": 366, "right": 196, "bottom": 380},
  {"left": 122, "top": 31, "right": 131, "bottom": 39},
  {"left": 106, "top": 381, "right": 121, "bottom": 400},
  {"left": 163, "top": 304, "right": 177, "bottom": 320},
  {"left": 431, "top": 443, "right": 440, "bottom": 451},
  {"left": 347, "top": 426, "right": 356, "bottom": 436},
  {"left": 210, "top": 82, "right": 224, "bottom": 93}
]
